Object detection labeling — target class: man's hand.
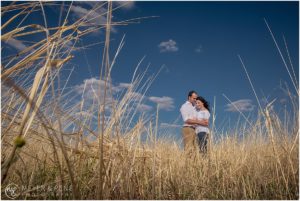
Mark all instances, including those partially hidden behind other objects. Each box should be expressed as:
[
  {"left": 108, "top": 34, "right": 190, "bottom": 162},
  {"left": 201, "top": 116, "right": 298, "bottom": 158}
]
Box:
[{"left": 198, "top": 119, "right": 209, "bottom": 126}]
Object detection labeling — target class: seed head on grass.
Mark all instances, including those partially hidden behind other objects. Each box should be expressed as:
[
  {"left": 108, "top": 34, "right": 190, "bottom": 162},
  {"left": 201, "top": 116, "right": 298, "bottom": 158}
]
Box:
[{"left": 14, "top": 136, "right": 26, "bottom": 148}]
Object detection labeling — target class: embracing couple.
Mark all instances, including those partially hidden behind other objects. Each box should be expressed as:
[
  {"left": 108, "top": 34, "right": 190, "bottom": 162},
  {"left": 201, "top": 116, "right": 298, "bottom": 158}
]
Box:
[{"left": 180, "top": 90, "right": 210, "bottom": 154}]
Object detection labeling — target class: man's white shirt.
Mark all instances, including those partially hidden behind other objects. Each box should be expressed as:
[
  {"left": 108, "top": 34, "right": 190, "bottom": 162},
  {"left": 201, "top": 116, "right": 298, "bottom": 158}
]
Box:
[{"left": 180, "top": 101, "right": 197, "bottom": 127}]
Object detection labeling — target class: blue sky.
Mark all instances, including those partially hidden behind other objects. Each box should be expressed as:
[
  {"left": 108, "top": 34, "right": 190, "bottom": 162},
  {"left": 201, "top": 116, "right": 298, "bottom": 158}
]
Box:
[{"left": 2, "top": 1, "right": 299, "bottom": 140}]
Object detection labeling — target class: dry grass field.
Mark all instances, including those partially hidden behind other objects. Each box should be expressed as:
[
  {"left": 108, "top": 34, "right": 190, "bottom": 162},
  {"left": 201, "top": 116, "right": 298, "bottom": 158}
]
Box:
[{"left": 1, "top": 2, "right": 299, "bottom": 200}]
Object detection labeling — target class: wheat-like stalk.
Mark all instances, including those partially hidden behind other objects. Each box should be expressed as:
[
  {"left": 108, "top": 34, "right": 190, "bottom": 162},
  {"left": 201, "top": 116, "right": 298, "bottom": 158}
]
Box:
[{"left": 1, "top": 2, "right": 298, "bottom": 200}]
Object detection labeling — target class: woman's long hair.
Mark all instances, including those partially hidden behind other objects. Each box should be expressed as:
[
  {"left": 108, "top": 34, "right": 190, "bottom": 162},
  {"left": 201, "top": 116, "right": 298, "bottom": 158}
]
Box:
[{"left": 196, "top": 96, "right": 210, "bottom": 112}]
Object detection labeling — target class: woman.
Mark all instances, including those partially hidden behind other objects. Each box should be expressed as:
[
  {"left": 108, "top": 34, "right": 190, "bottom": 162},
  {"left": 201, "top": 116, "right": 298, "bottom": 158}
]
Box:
[{"left": 195, "top": 96, "right": 210, "bottom": 154}]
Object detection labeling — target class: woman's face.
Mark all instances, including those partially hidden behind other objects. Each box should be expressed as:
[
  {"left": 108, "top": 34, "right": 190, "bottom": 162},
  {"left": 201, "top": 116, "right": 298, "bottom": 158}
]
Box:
[{"left": 196, "top": 100, "right": 204, "bottom": 109}]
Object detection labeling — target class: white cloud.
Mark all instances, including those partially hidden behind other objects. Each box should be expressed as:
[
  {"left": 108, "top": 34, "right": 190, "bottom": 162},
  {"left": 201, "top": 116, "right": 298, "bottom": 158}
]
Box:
[
  {"left": 77, "top": 1, "right": 135, "bottom": 10},
  {"left": 158, "top": 39, "right": 178, "bottom": 53},
  {"left": 119, "top": 82, "right": 132, "bottom": 88},
  {"left": 75, "top": 1, "right": 97, "bottom": 8},
  {"left": 114, "top": 1, "right": 135, "bottom": 10},
  {"left": 75, "top": 78, "right": 144, "bottom": 103},
  {"left": 126, "top": 91, "right": 145, "bottom": 102},
  {"left": 75, "top": 77, "right": 113, "bottom": 103},
  {"left": 113, "top": 82, "right": 132, "bottom": 93},
  {"left": 195, "top": 45, "right": 203, "bottom": 53},
  {"left": 225, "top": 99, "right": 255, "bottom": 112},
  {"left": 76, "top": 78, "right": 171, "bottom": 116},
  {"left": 148, "top": 96, "right": 175, "bottom": 111},
  {"left": 136, "top": 103, "right": 153, "bottom": 112},
  {"left": 280, "top": 98, "right": 287, "bottom": 104},
  {"left": 70, "top": 4, "right": 117, "bottom": 33},
  {"left": 71, "top": 2, "right": 135, "bottom": 34},
  {"left": 74, "top": 111, "right": 96, "bottom": 119},
  {"left": 71, "top": 5, "right": 107, "bottom": 25},
  {"left": 160, "top": 123, "right": 181, "bottom": 128},
  {"left": 5, "top": 38, "right": 27, "bottom": 51},
  {"left": 163, "top": 65, "right": 170, "bottom": 74}
]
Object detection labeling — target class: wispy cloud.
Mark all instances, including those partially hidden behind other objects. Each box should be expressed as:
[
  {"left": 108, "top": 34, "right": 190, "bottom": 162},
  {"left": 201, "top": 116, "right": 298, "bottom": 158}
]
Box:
[
  {"left": 75, "top": 77, "right": 112, "bottom": 103},
  {"left": 77, "top": 1, "right": 135, "bottom": 10},
  {"left": 195, "top": 45, "right": 203, "bottom": 53},
  {"left": 76, "top": 78, "right": 175, "bottom": 115},
  {"left": 280, "top": 98, "right": 287, "bottom": 104},
  {"left": 74, "top": 111, "right": 96, "bottom": 119},
  {"left": 76, "top": 78, "right": 135, "bottom": 101},
  {"left": 225, "top": 99, "right": 255, "bottom": 112},
  {"left": 5, "top": 38, "right": 27, "bottom": 51},
  {"left": 70, "top": 1, "right": 135, "bottom": 34},
  {"left": 74, "top": 77, "right": 154, "bottom": 123},
  {"left": 148, "top": 96, "right": 175, "bottom": 111},
  {"left": 158, "top": 39, "right": 178, "bottom": 53},
  {"left": 70, "top": 3, "right": 117, "bottom": 33},
  {"left": 71, "top": 5, "right": 107, "bottom": 25},
  {"left": 113, "top": 82, "right": 133, "bottom": 93},
  {"left": 114, "top": 1, "right": 135, "bottom": 10},
  {"left": 160, "top": 122, "right": 181, "bottom": 128},
  {"left": 163, "top": 65, "right": 170, "bottom": 74},
  {"left": 75, "top": 1, "right": 98, "bottom": 8},
  {"left": 137, "top": 103, "right": 153, "bottom": 112}
]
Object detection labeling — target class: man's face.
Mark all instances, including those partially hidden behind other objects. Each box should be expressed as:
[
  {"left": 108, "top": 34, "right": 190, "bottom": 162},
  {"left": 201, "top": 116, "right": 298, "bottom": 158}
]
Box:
[{"left": 188, "top": 93, "right": 197, "bottom": 105}]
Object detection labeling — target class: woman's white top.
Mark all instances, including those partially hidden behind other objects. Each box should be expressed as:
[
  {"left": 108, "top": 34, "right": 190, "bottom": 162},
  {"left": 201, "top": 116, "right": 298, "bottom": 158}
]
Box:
[{"left": 195, "top": 109, "right": 210, "bottom": 133}]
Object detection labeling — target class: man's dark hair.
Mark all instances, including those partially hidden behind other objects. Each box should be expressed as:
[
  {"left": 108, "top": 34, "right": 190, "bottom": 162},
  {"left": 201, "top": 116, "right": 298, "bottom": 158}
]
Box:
[{"left": 188, "top": 90, "right": 197, "bottom": 98}]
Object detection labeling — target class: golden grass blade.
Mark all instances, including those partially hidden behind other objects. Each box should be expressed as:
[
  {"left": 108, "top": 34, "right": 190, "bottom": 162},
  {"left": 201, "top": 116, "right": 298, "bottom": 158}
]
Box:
[
  {"left": 264, "top": 19, "right": 299, "bottom": 95},
  {"left": 283, "top": 35, "right": 298, "bottom": 87},
  {"left": 238, "top": 55, "right": 263, "bottom": 114},
  {"left": 223, "top": 93, "right": 253, "bottom": 127},
  {"left": 1, "top": 2, "right": 298, "bottom": 200},
  {"left": 1, "top": 7, "right": 28, "bottom": 30},
  {"left": 2, "top": 44, "right": 47, "bottom": 78}
]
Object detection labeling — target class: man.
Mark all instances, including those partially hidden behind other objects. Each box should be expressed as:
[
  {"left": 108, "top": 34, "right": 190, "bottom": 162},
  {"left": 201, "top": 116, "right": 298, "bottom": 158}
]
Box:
[{"left": 180, "top": 90, "right": 208, "bottom": 152}]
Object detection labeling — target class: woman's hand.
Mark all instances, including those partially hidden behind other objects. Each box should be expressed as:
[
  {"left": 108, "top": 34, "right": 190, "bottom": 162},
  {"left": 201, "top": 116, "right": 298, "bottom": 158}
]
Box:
[{"left": 198, "top": 119, "right": 209, "bottom": 126}]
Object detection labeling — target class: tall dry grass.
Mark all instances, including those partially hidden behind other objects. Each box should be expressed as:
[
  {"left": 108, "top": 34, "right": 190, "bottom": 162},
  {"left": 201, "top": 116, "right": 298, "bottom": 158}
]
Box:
[{"left": 1, "top": 1, "right": 299, "bottom": 200}]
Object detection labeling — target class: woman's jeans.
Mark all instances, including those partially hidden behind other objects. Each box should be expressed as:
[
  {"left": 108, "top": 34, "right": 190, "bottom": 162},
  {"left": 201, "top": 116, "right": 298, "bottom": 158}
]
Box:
[{"left": 197, "top": 132, "right": 208, "bottom": 154}]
